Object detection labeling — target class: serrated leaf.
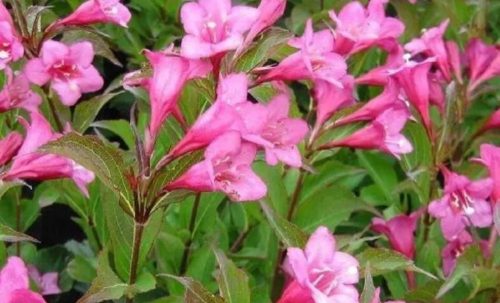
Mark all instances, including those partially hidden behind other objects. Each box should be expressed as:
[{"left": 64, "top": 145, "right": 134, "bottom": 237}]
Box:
[
  {"left": 160, "top": 274, "right": 224, "bottom": 303},
  {"left": 72, "top": 93, "right": 122, "bottom": 133},
  {"left": 0, "top": 223, "right": 39, "bottom": 243},
  {"left": 62, "top": 30, "right": 122, "bottom": 66},
  {"left": 40, "top": 132, "right": 134, "bottom": 215},
  {"left": 259, "top": 199, "right": 307, "bottom": 248},
  {"left": 77, "top": 252, "right": 127, "bottom": 303},
  {"left": 214, "top": 249, "right": 250, "bottom": 303}
]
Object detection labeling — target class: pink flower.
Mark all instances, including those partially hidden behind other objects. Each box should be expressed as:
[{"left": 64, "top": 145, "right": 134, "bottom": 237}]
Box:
[
  {"left": 321, "top": 104, "right": 413, "bottom": 158},
  {"left": 441, "top": 231, "right": 472, "bottom": 276},
  {"left": 478, "top": 144, "right": 500, "bottom": 204},
  {"left": 356, "top": 44, "right": 404, "bottom": 86},
  {"left": 0, "top": 132, "right": 23, "bottom": 166},
  {"left": 239, "top": 0, "right": 286, "bottom": 53},
  {"left": 481, "top": 109, "right": 500, "bottom": 133},
  {"left": 405, "top": 20, "right": 451, "bottom": 79},
  {"left": 2, "top": 112, "right": 95, "bottom": 196},
  {"left": 0, "top": 69, "right": 41, "bottom": 113},
  {"left": 330, "top": 0, "right": 405, "bottom": 56},
  {"left": 465, "top": 38, "right": 500, "bottom": 95},
  {"left": 428, "top": 167, "right": 493, "bottom": 241},
  {"left": 167, "top": 131, "right": 266, "bottom": 201},
  {"left": 55, "top": 0, "right": 131, "bottom": 28},
  {"left": 28, "top": 266, "right": 61, "bottom": 296},
  {"left": 237, "top": 94, "right": 309, "bottom": 167},
  {"left": 336, "top": 80, "right": 400, "bottom": 126},
  {"left": 313, "top": 76, "right": 355, "bottom": 129},
  {"left": 371, "top": 211, "right": 421, "bottom": 259},
  {"left": 259, "top": 20, "right": 346, "bottom": 86},
  {"left": 371, "top": 287, "right": 405, "bottom": 303},
  {"left": 143, "top": 51, "right": 190, "bottom": 153},
  {"left": 24, "top": 40, "right": 104, "bottom": 106},
  {"left": 180, "top": 0, "right": 259, "bottom": 59},
  {"left": 278, "top": 226, "right": 359, "bottom": 303},
  {"left": 0, "top": 2, "right": 23, "bottom": 70},
  {"left": 0, "top": 257, "right": 46, "bottom": 303}
]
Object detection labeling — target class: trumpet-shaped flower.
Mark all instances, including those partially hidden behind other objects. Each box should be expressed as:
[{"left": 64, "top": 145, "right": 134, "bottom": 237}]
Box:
[
  {"left": 441, "top": 231, "right": 472, "bottom": 276},
  {"left": 0, "top": 2, "right": 23, "bottom": 70},
  {"left": 321, "top": 104, "right": 413, "bottom": 158},
  {"left": 0, "top": 257, "right": 46, "bottom": 303},
  {"left": 465, "top": 38, "right": 500, "bottom": 95},
  {"left": 167, "top": 131, "right": 266, "bottom": 201},
  {"left": 237, "top": 94, "right": 309, "bottom": 167},
  {"left": 2, "top": 112, "right": 95, "bottom": 196},
  {"left": 55, "top": 0, "right": 131, "bottom": 28},
  {"left": 313, "top": 76, "right": 355, "bottom": 128},
  {"left": 0, "top": 69, "right": 41, "bottom": 113},
  {"left": 329, "top": 0, "right": 405, "bottom": 56},
  {"left": 356, "top": 44, "right": 404, "bottom": 86},
  {"left": 478, "top": 144, "right": 500, "bottom": 204},
  {"left": 428, "top": 167, "right": 493, "bottom": 240},
  {"left": 278, "top": 226, "right": 359, "bottom": 303},
  {"left": 371, "top": 211, "right": 421, "bottom": 259},
  {"left": 180, "top": 0, "right": 259, "bottom": 59},
  {"left": 24, "top": 40, "right": 104, "bottom": 106}
]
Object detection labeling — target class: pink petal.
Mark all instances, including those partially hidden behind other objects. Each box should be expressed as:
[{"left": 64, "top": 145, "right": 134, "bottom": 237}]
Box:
[
  {"left": 24, "top": 59, "right": 50, "bottom": 86},
  {"left": 69, "top": 41, "right": 95, "bottom": 67},
  {"left": 51, "top": 79, "right": 82, "bottom": 106},
  {"left": 181, "top": 2, "right": 206, "bottom": 36},
  {"left": 40, "top": 40, "right": 69, "bottom": 66}
]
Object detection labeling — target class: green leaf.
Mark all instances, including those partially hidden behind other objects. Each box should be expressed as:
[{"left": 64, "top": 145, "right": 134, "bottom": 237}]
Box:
[
  {"left": 62, "top": 30, "right": 122, "bottom": 66},
  {"left": 259, "top": 200, "right": 307, "bottom": 248},
  {"left": 294, "top": 184, "right": 378, "bottom": 232},
  {"left": 357, "top": 248, "right": 437, "bottom": 279},
  {"left": 128, "top": 270, "right": 157, "bottom": 295},
  {"left": 360, "top": 265, "right": 377, "bottom": 303},
  {"left": 72, "top": 93, "right": 122, "bottom": 133},
  {"left": 67, "top": 255, "right": 97, "bottom": 284},
  {"left": 0, "top": 223, "right": 38, "bottom": 243},
  {"left": 77, "top": 252, "right": 127, "bottom": 303},
  {"left": 214, "top": 249, "right": 250, "bottom": 303},
  {"left": 25, "top": 5, "right": 51, "bottom": 34},
  {"left": 91, "top": 119, "right": 135, "bottom": 150},
  {"left": 0, "top": 180, "right": 24, "bottom": 200},
  {"left": 357, "top": 151, "right": 398, "bottom": 203},
  {"left": 233, "top": 27, "right": 293, "bottom": 72},
  {"left": 40, "top": 132, "right": 134, "bottom": 215},
  {"left": 160, "top": 274, "right": 224, "bottom": 303}
]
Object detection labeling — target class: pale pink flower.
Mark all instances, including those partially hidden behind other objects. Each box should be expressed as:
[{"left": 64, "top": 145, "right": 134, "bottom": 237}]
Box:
[
  {"left": 55, "top": 0, "right": 131, "bottom": 28},
  {"left": 371, "top": 287, "right": 405, "bottom": 303},
  {"left": 28, "top": 266, "right": 61, "bottom": 296},
  {"left": 24, "top": 40, "right": 104, "bottom": 106},
  {"left": 0, "top": 2, "right": 23, "bottom": 70},
  {"left": 330, "top": 0, "right": 405, "bottom": 55},
  {"left": 321, "top": 104, "right": 413, "bottom": 158},
  {"left": 180, "top": 0, "right": 259, "bottom": 59},
  {"left": 371, "top": 211, "right": 421, "bottom": 259},
  {"left": 428, "top": 167, "right": 493, "bottom": 241},
  {"left": 237, "top": 94, "right": 309, "bottom": 167},
  {"left": 278, "top": 226, "right": 359, "bottom": 303},
  {"left": 0, "top": 69, "right": 41, "bottom": 113},
  {"left": 0, "top": 132, "right": 23, "bottom": 166},
  {"left": 0, "top": 257, "right": 46, "bottom": 303},
  {"left": 259, "top": 20, "right": 346, "bottom": 86},
  {"left": 167, "top": 131, "right": 266, "bottom": 201},
  {"left": 477, "top": 144, "right": 500, "bottom": 204},
  {"left": 313, "top": 76, "right": 355, "bottom": 129},
  {"left": 336, "top": 80, "right": 400, "bottom": 126},
  {"left": 2, "top": 112, "right": 95, "bottom": 196},
  {"left": 465, "top": 38, "right": 500, "bottom": 95}
]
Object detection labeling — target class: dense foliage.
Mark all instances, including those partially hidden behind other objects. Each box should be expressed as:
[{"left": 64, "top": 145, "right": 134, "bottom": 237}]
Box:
[{"left": 0, "top": 0, "right": 498, "bottom": 302}]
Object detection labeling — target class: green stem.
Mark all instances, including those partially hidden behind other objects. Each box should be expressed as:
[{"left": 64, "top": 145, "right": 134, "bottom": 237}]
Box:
[
  {"left": 126, "top": 221, "right": 145, "bottom": 303},
  {"left": 46, "top": 89, "right": 64, "bottom": 132},
  {"left": 179, "top": 193, "right": 201, "bottom": 274},
  {"left": 15, "top": 192, "right": 21, "bottom": 256}
]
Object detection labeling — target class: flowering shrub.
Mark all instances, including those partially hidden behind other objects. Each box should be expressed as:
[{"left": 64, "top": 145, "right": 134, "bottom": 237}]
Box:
[{"left": 0, "top": 0, "right": 498, "bottom": 302}]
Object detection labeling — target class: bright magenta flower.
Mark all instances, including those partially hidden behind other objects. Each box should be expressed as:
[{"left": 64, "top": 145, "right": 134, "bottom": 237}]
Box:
[
  {"left": 313, "top": 76, "right": 355, "bottom": 129},
  {"left": 2, "top": 112, "right": 95, "bottom": 196},
  {"left": 0, "top": 69, "right": 41, "bottom": 113},
  {"left": 371, "top": 211, "right": 421, "bottom": 259},
  {"left": 478, "top": 144, "right": 500, "bottom": 204},
  {"left": 336, "top": 80, "right": 400, "bottom": 126},
  {"left": 370, "top": 287, "right": 405, "bottom": 303},
  {"left": 237, "top": 94, "right": 309, "bottom": 167},
  {"left": 0, "top": 257, "right": 46, "bottom": 303},
  {"left": 260, "top": 20, "right": 346, "bottom": 86},
  {"left": 28, "top": 266, "right": 61, "bottom": 296},
  {"left": 330, "top": 0, "right": 404, "bottom": 55},
  {"left": 322, "top": 103, "right": 413, "bottom": 158},
  {"left": 465, "top": 38, "right": 500, "bottom": 95},
  {"left": 55, "top": 0, "right": 131, "bottom": 28},
  {"left": 24, "top": 40, "right": 104, "bottom": 106},
  {"left": 428, "top": 167, "right": 493, "bottom": 241},
  {"left": 0, "top": 132, "right": 22, "bottom": 166},
  {"left": 180, "top": 0, "right": 259, "bottom": 59},
  {"left": 0, "top": 2, "right": 23, "bottom": 70},
  {"left": 356, "top": 44, "right": 404, "bottom": 86},
  {"left": 278, "top": 226, "right": 359, "bottom": 303},
  {"left": 167, "top": 131, "right": 266, "bottom": 201}
]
